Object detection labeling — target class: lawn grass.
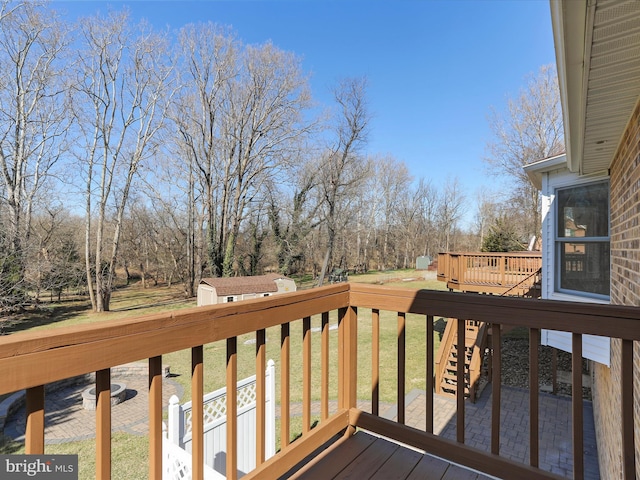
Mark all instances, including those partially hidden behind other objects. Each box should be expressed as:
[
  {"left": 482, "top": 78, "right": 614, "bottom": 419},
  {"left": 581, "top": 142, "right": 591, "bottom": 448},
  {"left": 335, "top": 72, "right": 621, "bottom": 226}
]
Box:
[
  {"left": 0, "top": 433, "right": 149, "bottom": 480},
  {"left": 0, "top": 272, "right": 447, "bottom": 479}
]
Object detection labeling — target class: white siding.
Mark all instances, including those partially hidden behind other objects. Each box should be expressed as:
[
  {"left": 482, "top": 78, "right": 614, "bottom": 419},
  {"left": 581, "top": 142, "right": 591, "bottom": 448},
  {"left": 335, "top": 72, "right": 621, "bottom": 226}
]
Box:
[
  {"left": 274, "top": 278, "right": 296, "bottom": 293},
  {"left": 539, "top": 166, "right": 611, "bottom": 366},
  {"left": 197, "top": 285, "right": 217, "bottom": 306}
]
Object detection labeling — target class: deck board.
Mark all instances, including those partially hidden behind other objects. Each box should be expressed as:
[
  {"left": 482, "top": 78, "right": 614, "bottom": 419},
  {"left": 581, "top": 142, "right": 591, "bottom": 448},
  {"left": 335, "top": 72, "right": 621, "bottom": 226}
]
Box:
[
  {"left": 370, "top": 443, "right": 424, "bottom": 480},
  {"left": 441, "top": 464, "right": 486, "bottom": 480},
  {"left": 289, "top": 431, "right": 495, "bottom": 480},
  {"left": 334, "top": 437, "right": 399, "bottom": 479},
  {"left": 405, "top": 454, "right": 450, "bottom": 480},
  {"left": 288, "top": 432, "right": 376, "bottom": 480}
]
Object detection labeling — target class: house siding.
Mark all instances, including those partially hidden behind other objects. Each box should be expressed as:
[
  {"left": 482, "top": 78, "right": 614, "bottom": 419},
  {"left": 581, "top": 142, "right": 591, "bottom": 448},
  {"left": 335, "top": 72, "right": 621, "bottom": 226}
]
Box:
[
  {"left": 538, "top": 167, "right": 611, "bottom": 365},
  {"left": 597, "top": 97, "right": 640, "bottom": 479}
]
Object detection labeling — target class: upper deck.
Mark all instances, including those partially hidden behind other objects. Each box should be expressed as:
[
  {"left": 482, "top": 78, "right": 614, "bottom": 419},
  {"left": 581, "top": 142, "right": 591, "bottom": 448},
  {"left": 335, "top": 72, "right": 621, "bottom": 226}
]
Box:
[
  {"left": 0, "top": 283, "right": 636, "bottom": 479},
  {"left": 437, "top": 252, "right": 542, "bottom": 296}
]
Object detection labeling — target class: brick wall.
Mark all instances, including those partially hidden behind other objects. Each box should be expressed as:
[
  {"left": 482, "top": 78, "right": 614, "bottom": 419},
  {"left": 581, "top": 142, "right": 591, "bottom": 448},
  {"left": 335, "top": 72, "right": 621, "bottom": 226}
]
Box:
[{"left": 596, "top": 97, "right": 640, "bottom": 479}]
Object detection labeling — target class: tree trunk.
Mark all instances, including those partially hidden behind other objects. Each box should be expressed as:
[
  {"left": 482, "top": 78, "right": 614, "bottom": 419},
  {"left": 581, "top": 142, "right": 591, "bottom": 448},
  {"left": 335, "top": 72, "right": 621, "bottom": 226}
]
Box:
[{"left": 317, "top": 249, "right": 330, "bottom": 287}]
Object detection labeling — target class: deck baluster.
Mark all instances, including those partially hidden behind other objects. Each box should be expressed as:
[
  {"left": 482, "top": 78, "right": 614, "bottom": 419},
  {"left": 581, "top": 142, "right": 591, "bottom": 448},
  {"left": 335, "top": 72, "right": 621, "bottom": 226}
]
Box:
[
  {"left": 529, "top": 328, "right": 539, "bottom": 467},
  {"left": 321, "top": 312, "right": 330, "bottom": 421},
  {"left": 149, "top": 356, "right": 163, "bottom": 479},
  {"left": 372, "top": 309, "right": 380, "bottom": 416},
  {"left": 621, "top": 339, "right": 635, "bottom": 480},
  {"left": 256, "top": 329, "right": 266, "bottom": 465},
  {"left": 426, "top": 315, "right": 434, "bottom": 434},
  {"left": 456, "top": 318, "right": 465, "bottom": 443},
  {"left": 572, "top": 334, "right": 584, "bottom": 480},
  {"left": 491, "top": 323, "right": 501, "bottom": 455},
  {"left": 397, "top": 312, "right": 406, "bottom": 425},
  {"left": 25, "top": 385, "right": 45, "bottom": 454},
  {"left": 303, "top": 316, "right": 312, "bottom": 433},
  {"left": 96, "top": 368, "right": 111, "bottom": 480},
  {"left": 226, "top": 337, "right": 238, "bottom": 480},
  {"left": 191, "top": 346, "right": 204, "bottom": 480},
  {"left": 281, "top": 323, "right": 290, "bottom": 447}
]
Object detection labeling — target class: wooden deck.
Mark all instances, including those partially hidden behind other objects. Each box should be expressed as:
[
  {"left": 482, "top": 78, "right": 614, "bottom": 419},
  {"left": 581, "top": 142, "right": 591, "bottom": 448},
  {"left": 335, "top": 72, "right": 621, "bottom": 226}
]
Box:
[
  {"left": 288, "top": 431, "right": 493, "bottom": 480},
  {"left": 437, "top": 252, "right": 542, "bottom": 296},
  {"left": 1, "top": 283, "right": 637, "bottom": 479}
]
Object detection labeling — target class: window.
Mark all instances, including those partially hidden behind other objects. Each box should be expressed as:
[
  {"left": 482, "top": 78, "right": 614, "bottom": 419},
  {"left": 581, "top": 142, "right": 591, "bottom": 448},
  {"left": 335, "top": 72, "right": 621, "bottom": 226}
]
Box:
[
  {"left": 226, "top": 296, "right": 235, "bottom": 303},
  {"left": 555, "top": 181, "right": 610, "bottom": 298}
]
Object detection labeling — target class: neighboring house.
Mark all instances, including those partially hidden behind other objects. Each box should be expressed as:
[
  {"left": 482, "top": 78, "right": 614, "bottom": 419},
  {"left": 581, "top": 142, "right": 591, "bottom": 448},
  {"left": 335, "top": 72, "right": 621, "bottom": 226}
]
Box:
[
  {"left": 197, "top": 274, "right": 296, "bottom": 306},
  {"left": 523, "top": 1, "right": 640, "bottom": 477}
]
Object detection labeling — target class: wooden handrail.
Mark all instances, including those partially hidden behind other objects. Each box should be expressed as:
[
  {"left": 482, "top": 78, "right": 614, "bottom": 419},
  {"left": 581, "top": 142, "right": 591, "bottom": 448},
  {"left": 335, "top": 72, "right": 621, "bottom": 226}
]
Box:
[
  {"left": 434, "top": 316, "right": 457, "bottom": 395},
  {"left": 0, "top": 283, "right": 637, "bottom": 480},
  {"left": 468, "top": 321, "right": 488, "bottom": 400}
]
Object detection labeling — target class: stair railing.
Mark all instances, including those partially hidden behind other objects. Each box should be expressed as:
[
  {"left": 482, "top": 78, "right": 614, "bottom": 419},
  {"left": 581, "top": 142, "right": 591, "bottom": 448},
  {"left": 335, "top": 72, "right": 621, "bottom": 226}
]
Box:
[{"left": 434, "top": 317, "right": 457, "bottom": 395}]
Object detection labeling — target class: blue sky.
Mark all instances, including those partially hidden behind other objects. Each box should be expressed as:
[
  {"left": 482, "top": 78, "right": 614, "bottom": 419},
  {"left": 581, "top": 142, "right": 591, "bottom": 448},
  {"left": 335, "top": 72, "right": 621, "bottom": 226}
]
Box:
[{"left": 56, "top": 0, "right": 556, "bottom": 221}]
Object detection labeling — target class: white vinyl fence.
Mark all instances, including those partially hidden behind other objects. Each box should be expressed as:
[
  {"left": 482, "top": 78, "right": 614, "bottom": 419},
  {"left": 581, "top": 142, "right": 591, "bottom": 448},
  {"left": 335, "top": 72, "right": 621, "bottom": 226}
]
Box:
[{"left": 163, "top": 360, "right": 276, "bottom": 479}]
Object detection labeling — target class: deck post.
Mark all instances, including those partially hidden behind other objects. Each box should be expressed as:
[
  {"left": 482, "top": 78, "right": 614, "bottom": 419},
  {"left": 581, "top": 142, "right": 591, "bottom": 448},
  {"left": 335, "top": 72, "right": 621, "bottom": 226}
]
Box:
[{"left": 339, "top": 305, "right": 357, "bottom": 416}]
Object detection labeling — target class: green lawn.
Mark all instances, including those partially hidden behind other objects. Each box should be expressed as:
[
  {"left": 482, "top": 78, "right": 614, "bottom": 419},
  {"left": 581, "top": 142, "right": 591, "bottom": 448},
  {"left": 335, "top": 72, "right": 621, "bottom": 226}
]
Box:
[{"left": 0, "top": 272, "right": 447, "bottom": 479}]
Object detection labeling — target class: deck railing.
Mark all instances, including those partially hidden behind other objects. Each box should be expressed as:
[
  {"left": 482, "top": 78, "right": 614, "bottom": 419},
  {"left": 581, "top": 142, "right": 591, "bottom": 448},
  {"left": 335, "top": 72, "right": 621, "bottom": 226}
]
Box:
[
  {"left": 0, "top": 283, "right": 637, "bottom": 480},
  {"left": 437, "top": 251, "right": 542, "bottom": 295}
]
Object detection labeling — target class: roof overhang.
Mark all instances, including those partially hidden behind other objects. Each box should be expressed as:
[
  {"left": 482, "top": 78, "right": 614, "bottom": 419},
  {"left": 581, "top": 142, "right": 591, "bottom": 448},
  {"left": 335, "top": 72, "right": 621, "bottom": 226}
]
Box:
[
  {"left": 523, "top": 153, "right": 567, "bottom": 189},
  {"left": 551, "top": 0, "right": 640, "bottom": 175}
]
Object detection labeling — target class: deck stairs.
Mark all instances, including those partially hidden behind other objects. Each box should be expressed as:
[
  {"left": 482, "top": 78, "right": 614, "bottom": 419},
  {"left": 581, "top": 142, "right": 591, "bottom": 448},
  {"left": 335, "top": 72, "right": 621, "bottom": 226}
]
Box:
[
  {"left": 435, "top": 319, "right": 487, "bottom": 400},
  {"left": 435, "top": 268, "right": 542, "bottom": 400}
]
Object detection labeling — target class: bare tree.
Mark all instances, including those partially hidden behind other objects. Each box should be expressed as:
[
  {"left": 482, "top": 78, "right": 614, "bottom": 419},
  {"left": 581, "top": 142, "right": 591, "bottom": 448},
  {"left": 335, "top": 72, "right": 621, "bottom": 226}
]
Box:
[
  {"left": 375, "top": 156, "right": 412, "bottom": 269},
  {"left": 317, "top": 77, "right": 371, "bottom": 285},
  {"left": 414, "top": 178, "right": 439, "bottom": 258},
  {"left": 172, "top": 23, "right": 238, "bottom": 279},
  {"left": 219, "top": 42, "right": 314, "bottom": 276},
  {"left": 268, "top": 159, "right": 321, "bottom": 276},
  {"left": 436, "top": 177, "right": 466, "bottom": 252},
  {"left": 474, "top": 188, "right": 499, "bottom": 250},
  {"left": 0, "top": 1, "right": 71, "bottom": 299},
  {"left": 173, "top": 25, "right": 314, "bottom": 278},
  {"left": 351, "top": 157, "right": 385, "bottom": 272},
  {"left": 27, "top": 207, "right": 84, "bottom": 302},
  {"left": 73, "top": 10, "right": 174, "bottom": 311},
  {"left": 485, "top": 64, "right": 564, "bottom": 240}
]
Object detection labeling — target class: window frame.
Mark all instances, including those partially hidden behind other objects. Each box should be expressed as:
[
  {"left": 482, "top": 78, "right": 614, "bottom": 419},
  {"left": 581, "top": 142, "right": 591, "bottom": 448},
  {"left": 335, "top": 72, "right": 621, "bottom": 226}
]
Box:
[{"left": 554, "top": 180, "right": 610, "bottom": 300}]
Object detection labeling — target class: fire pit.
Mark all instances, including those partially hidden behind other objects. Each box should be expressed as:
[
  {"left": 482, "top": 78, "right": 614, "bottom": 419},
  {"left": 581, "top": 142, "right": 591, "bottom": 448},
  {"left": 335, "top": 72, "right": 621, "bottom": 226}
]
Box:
[{"left": 82, "top": 382, "right": 127, "bottom": 410}]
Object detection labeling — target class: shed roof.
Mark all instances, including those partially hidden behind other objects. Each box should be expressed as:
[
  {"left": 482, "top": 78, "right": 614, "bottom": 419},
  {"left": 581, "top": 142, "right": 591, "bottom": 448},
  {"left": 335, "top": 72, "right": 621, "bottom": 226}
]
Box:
[{"left": 199, "top": 273, "right": 289, "bottom": 296}]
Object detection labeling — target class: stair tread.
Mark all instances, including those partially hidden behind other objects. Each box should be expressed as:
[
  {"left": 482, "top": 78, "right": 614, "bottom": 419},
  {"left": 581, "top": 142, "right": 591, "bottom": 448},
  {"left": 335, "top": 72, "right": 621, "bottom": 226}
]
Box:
[{"left": 437, "top": 320, "right": 487, "bottom": 400}]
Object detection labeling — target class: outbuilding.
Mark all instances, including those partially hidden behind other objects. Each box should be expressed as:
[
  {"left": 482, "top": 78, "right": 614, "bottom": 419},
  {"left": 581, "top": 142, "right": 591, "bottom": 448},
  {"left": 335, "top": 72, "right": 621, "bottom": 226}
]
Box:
[{"left": 197, "top": 273, "right": 297, "bottom": 306}]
